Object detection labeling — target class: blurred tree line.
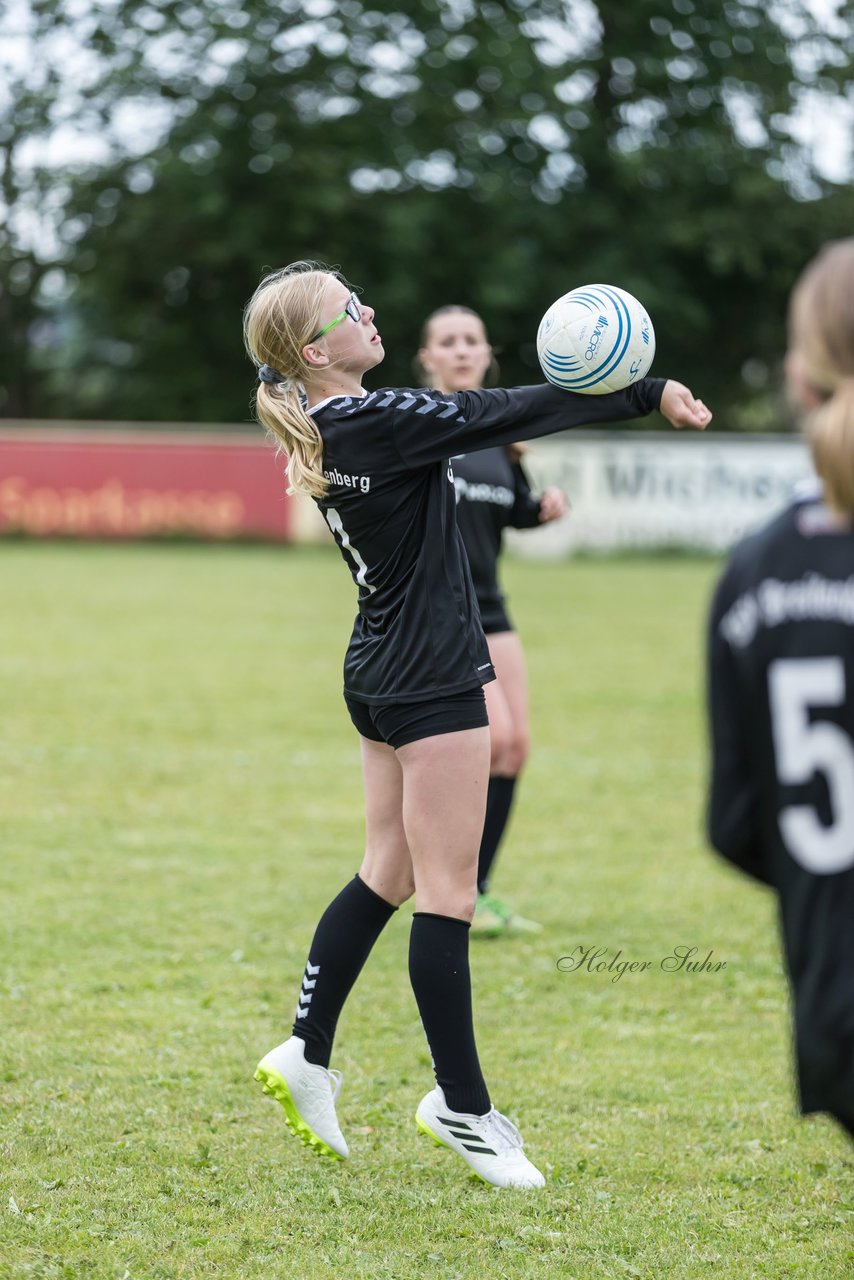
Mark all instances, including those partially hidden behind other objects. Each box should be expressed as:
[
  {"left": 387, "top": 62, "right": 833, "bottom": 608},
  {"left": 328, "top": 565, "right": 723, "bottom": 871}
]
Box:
[{"left": 1, "top": 0, "right": 852, "bottom": 428}]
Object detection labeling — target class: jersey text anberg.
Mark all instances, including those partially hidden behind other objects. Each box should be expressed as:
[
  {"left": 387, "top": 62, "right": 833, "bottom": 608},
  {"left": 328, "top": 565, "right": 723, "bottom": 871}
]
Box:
[{"left": 324, "top": 468, "right": 371, "bottom": 494}]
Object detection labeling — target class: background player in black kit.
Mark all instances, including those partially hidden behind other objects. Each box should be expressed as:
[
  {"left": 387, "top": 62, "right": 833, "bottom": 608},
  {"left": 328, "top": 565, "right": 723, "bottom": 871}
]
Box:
[
  {"left": 707, "top": 237, "right": 854, "bottom": 1141},
  {"left": 243, "top": 260, "right": 711, "bottom": 1188},
  {"left": 417, "top": 305, "right": 568, "bottom": 937}
]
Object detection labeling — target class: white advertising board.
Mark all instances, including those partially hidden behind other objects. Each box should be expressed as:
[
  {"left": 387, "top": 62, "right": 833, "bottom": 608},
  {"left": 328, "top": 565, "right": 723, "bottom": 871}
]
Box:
[{"left": 506, "top": 432, "right": 814, "bottom": 557}]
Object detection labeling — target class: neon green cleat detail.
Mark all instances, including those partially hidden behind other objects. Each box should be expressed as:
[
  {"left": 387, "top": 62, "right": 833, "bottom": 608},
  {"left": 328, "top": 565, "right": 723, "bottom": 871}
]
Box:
[
  {"left": 470, "top": 895, "right": 507, "bottom": 938},
  {"left": 473, "top": 893, "right": 543, "bottom": 937},
  {"left": 255, "top": 1036, "right": 349, "bottom": 1159}
]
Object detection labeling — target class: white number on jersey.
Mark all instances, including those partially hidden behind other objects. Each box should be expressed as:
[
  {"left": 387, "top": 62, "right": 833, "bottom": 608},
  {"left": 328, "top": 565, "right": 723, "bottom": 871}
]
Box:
[
  {"left": 769, "top": 657, "right": 854, "bottom": 874},
  {"left": 324, "top": 507, "right": 376, "bottom": 595}
]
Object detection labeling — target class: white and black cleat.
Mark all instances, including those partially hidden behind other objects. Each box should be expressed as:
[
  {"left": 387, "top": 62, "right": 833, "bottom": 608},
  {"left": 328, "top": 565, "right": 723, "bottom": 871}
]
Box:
[{"left": 415, "top": 1086, "right": 545, "bottom": 1188}]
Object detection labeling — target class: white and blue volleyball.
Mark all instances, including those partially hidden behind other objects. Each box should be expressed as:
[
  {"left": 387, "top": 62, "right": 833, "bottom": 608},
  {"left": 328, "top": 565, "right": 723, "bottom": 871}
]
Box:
[{"left": 536, "top": 284, "right": 655, "bottom": 394}]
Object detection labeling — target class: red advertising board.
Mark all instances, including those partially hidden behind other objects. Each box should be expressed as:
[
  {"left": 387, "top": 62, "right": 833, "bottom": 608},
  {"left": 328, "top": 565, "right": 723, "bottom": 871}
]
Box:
[{"left": 0, "top": 426, "right": 292, "bottom": 540}]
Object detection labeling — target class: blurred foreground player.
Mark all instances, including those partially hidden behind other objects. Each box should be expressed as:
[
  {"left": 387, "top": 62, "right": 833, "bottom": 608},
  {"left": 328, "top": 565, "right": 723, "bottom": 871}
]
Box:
[{"left": 707, "top": 237, "right": 854, "bottom": 1140}]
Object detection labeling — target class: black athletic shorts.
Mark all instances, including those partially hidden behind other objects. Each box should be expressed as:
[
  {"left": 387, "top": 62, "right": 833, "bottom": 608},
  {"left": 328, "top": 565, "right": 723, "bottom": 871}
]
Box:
[{"left": 344, "top": 687, "right": 489, "bottom": 749}]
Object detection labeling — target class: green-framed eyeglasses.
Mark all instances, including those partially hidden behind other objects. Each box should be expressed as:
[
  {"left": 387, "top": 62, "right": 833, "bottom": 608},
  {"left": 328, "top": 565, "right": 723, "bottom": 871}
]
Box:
[{"left": 311, "top": 293, "right": 362, "bottom": 343}]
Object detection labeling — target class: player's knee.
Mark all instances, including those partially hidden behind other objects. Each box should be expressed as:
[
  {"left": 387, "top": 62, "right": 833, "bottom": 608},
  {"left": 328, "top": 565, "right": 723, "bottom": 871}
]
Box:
[
  {"left": 414, "top": 878, "right": 477, "bottom": 922},
  {"left": 437, "top": 886, "right": 477, "bottom": 922},
  {"left": 385, "top": 869, "right": 415, "bottom": 905},
  {"left": 360, "top": 845, "right": 414, "bottom": 906},
  {"left": 379, "top": 874, "right": 415, "bottom": 908},
  {"left": 504, "top": 732, "right": 530, "bottom": 776},
  {"left": 397, "top": 883, "right": 416, "bottom": 907}
]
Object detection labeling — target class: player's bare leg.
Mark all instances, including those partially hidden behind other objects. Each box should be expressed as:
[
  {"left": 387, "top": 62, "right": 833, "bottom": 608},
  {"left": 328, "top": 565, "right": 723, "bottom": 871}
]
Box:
[
  {"left": 358, "top": 736, "right": 415, "bottom": 907},
  {"left": 476, "top": 632, "right": 541, "bottom": 935},
  {"left": 397, "top": 725, "right": 490, "bottom": 920},
  {"left": 396, "top": 726, "right": 544, "bottom": 1187},
  {"left": 255, "top": 736, "right": 407, "bottom": 1159}
]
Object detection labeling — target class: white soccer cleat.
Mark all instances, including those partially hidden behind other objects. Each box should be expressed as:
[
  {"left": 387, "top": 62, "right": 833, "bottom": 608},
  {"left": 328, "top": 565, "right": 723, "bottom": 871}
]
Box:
[
  {"left": 415, "top": 1086, "right": 545, "bottom": 1188},
  {"left": 255, "top": 1036, "right": 349, "bottom": 1159}
]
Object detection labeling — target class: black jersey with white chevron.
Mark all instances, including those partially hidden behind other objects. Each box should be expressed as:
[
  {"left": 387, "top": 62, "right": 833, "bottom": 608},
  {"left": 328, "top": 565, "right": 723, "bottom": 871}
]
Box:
[{"left": 310, "top": 379, "right": 665, "bottom": 704}]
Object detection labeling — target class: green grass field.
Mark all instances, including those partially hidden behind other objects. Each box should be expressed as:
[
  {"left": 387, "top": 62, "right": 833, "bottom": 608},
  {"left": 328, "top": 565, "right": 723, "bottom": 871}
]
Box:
[{"left": 2, "top": 543, "right": 851, "bottom": 1280}]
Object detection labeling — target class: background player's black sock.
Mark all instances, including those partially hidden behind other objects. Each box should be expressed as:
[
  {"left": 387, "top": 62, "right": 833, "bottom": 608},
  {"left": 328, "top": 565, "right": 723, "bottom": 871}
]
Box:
[
  {"left": 292, "top": 874, "right": 396, "bottom": 1068},
  {"left": 477, "top": 774, "right": 518, "bottom": 894},
  {"left": 409, "top": 912, "right": 491, "bottom": 1115}
]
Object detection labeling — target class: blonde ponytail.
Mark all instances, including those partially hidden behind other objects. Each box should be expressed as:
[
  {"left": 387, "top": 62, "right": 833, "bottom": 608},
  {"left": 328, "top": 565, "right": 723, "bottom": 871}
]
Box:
[
  {"left": 789, "top": 238, "right": 854, "bottom": 518},
  {"left": 243, "top": 262, "right": 344, "bottom": 499},
  {"left": 256, "top": 380, "right": 328, "bottom": 499}
]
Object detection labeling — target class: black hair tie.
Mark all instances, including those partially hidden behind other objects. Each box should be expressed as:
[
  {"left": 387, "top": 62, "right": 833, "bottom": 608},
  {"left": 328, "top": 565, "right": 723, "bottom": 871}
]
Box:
[{"left": 258, "top": 364, "right": 285, "bottom": 384}]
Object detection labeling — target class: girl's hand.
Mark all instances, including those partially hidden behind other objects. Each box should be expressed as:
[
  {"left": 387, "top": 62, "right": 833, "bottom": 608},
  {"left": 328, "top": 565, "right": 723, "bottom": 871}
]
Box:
[
  {"left": 660, "top": 380, "right": 712, "bottom": 430},
  {"left": 539, "top": 487, "right": 569, "bottom": 523}
]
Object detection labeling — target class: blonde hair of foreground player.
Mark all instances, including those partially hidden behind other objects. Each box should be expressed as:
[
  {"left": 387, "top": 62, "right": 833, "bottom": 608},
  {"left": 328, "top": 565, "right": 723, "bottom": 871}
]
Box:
[
  {"left": 243, "top": 262, "right": 711, "bottom": 1187},
  {"left": 787, "top": 239, "right": 854, "bottom": 516}
]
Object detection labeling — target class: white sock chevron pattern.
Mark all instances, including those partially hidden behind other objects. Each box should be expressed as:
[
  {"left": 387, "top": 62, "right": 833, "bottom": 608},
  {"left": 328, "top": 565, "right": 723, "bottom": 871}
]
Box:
[{"left": 295, "top": 959, "right": 320, "bottom": 1021}]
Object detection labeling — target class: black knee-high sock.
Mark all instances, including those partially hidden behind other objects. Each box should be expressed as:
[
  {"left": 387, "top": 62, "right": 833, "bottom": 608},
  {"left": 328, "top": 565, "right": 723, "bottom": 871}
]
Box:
[
  {"left": 409, "top": 912, "right": 490, "bottom": 1116},
  {"left": 477, "top": 775, "right": 518, "bottom": 894},
  {"left": 292, "top": 875, "right": 397, "bottom": 1068}
]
